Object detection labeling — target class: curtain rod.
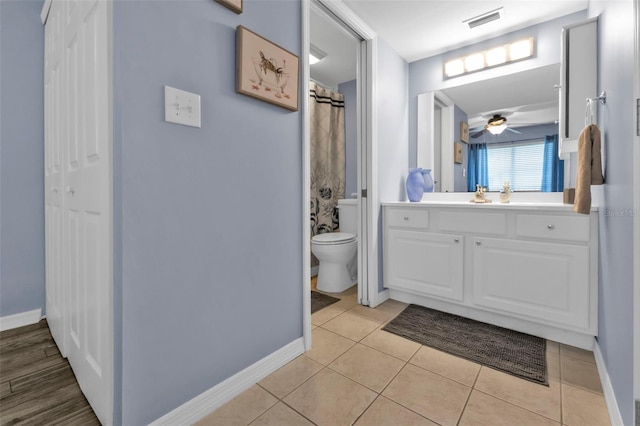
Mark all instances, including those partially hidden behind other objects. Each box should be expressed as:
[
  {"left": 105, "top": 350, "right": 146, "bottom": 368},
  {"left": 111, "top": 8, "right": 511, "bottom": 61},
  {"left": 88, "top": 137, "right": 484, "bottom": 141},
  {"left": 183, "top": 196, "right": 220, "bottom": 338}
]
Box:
[{"left": 471, "top": 135, "right": 556, "bottom": 146}]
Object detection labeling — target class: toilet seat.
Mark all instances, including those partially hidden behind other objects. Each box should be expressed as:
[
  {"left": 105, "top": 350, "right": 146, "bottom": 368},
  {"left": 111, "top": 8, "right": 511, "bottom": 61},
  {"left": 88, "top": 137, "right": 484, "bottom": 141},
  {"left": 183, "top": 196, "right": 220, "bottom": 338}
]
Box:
[{"left": 311, "top": 232, "right": 356, "bottom": 245}]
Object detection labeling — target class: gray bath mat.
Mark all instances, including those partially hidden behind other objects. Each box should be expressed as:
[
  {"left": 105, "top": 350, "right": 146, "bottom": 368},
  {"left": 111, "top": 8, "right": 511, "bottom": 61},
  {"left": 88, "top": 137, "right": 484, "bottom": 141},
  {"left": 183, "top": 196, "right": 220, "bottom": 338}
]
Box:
[
  {"left": 311, "top": 291, "right": 340, "bottom": 314},
  {"left": 383, "top": 304, "right": 547, "bottom": 385}
]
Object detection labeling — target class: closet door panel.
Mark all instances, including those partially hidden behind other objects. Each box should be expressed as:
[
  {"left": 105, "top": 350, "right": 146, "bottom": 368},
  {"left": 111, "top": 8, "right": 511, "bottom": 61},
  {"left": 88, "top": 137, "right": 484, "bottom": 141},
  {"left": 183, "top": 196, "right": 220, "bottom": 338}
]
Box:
[
  {"left": 45, "top": 0, "right": 113, "bottom": 424},
  {"left": 44, "top": 0, "right": 66, "bottom": 356}
]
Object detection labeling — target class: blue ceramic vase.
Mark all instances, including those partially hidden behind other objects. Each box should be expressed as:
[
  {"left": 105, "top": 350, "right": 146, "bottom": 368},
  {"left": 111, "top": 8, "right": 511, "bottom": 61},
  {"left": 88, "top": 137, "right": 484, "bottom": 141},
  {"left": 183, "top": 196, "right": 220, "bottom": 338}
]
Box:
[
  {"left": 421, "top": 169, "right": 434, "bottom": 193},
  {"left": 406, "top": 168, "right": 425, "bottom": 202}
]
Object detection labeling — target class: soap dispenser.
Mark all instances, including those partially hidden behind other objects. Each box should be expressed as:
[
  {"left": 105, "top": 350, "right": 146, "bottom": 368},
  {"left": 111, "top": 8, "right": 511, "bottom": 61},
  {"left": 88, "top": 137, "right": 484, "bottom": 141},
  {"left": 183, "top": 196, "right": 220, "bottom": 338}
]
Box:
[{"left": 499, "top": 181, "right": 512, "bottom": 203}]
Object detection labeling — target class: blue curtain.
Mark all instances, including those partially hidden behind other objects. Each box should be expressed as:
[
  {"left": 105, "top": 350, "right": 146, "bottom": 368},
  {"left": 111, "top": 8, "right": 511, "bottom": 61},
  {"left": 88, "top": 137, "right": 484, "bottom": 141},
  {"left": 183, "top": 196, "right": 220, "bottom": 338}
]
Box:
[
  {"left": 467, "top": 143, "right": 488, "bottom": 191},
  {"left": 541, "top": 134, "right": 564, "bottom": 192}
]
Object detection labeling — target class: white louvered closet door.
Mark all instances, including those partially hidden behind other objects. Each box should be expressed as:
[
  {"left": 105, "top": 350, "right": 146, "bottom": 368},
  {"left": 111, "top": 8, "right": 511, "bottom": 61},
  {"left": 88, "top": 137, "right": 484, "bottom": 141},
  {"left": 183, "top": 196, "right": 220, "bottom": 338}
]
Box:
[{"left": 44, "top": 1, "right": 113, "bottom": 424}]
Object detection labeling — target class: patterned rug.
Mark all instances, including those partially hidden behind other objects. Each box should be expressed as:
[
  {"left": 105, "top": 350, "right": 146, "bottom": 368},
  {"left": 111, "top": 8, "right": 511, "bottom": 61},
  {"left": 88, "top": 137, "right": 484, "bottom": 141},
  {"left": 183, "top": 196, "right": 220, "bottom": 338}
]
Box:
[
  {"left": 311, "top": 291, "right": 340, "bottom": 314},
  {"left": 383, "top": 304, "right": 547, "bottom": 385}
]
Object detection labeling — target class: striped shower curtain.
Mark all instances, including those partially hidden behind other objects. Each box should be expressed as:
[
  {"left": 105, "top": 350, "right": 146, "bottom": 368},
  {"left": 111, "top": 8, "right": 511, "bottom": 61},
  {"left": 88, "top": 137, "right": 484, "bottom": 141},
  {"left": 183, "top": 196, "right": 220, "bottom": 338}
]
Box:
[{"left": 310, "top": 81, "right": 345, "bottom": 241}]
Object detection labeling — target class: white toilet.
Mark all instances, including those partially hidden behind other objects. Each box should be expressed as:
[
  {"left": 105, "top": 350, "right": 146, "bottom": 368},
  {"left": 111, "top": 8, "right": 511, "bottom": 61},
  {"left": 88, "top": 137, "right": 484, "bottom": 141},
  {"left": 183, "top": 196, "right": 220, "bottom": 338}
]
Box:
[{"left": 311, "top": 199, "right": 358, "bottom": 293}]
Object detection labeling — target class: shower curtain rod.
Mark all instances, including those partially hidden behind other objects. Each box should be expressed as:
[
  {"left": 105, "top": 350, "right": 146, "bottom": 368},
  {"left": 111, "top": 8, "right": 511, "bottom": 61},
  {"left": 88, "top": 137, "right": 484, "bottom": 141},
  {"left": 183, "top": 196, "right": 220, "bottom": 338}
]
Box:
[{"left": 310, "top": 78, "right": 338, "bottom": 92}]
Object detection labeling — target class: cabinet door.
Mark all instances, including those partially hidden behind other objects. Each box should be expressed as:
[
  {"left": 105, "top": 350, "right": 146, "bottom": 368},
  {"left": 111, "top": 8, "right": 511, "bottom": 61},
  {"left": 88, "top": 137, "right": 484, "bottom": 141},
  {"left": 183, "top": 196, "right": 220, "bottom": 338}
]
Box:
[
  {"left": 386, "top": 230, "right": 463, "bottom": 301},
  {"left": 472, "top": 238, "right": 590, "bottom": 330}
]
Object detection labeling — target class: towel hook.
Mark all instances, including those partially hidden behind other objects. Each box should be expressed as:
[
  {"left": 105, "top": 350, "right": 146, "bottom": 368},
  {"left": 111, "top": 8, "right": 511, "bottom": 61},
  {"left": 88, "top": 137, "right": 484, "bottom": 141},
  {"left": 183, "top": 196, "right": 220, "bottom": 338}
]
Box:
[
  {"left": 587, "top": 91, "right": 607, "bottom": 105},
  {"left": 585, "top": 91, "right": 607, "bottom": 126}
]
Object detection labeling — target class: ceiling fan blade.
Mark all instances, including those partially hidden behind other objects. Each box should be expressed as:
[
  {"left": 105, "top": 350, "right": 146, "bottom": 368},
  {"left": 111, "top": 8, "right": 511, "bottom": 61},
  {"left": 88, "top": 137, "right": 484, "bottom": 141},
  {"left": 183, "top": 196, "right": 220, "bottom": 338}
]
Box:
[
  {"left": 506, "top": 127, "right": 522, "bottom": 134},
  {"left": 471, "top": 130, "right": 486, "bottom": 138}
]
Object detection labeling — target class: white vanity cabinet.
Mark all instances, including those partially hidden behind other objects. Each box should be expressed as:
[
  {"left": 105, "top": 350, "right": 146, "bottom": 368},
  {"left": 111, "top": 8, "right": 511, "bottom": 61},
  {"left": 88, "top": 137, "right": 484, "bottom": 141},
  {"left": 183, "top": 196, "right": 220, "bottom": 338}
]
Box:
[{"left": 383, "top": 203, "right": 598, "bottom": 349}]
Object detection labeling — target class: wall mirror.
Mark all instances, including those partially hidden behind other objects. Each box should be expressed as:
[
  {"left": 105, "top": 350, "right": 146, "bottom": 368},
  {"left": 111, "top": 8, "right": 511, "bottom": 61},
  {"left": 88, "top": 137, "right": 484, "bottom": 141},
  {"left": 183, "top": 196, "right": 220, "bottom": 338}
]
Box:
[{"left": 418, "top": 63, "right": 561, "bottom": 192}]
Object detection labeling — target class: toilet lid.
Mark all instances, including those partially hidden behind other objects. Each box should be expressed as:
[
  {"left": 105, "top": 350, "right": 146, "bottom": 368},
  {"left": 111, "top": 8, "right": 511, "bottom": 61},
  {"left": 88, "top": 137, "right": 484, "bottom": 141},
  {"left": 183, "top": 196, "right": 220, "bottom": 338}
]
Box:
[{"left": 312, "top": 232, "right": 356, "bottom": 245}]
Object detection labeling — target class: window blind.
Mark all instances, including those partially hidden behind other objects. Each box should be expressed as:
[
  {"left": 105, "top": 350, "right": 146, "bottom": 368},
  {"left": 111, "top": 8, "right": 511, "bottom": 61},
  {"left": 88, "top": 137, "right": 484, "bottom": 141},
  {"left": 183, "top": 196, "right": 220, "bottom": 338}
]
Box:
[{"left": 486, "top": 141, "right": 545, "bottom": 191}]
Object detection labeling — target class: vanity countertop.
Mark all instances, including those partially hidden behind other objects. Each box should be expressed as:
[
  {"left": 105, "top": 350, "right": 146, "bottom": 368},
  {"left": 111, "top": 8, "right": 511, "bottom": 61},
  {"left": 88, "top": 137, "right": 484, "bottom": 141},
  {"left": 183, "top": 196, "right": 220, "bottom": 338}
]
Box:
[{"left": 381, "top": 200, "right": 598, "bottom": 212}]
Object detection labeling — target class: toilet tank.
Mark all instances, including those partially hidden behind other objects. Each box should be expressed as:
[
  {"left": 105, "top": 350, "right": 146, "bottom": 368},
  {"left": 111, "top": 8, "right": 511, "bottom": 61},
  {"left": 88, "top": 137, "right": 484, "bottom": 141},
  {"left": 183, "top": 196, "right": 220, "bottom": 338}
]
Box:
[{"left": 338, "top": 199, "right": 358, "bottom": 235}]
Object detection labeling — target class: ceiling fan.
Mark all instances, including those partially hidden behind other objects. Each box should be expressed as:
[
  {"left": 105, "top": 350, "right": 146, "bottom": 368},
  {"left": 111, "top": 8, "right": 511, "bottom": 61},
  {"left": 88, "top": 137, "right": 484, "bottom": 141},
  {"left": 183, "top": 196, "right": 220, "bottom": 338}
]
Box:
[{"left": 470, "top": 114, "right": 522, "bottom": 138}]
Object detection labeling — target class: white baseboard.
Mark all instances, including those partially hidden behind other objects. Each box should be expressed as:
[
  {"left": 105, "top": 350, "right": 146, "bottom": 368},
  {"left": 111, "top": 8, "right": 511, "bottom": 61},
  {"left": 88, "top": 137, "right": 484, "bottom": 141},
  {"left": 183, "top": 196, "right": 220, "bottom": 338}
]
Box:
[
  {"left": 594, "top": 340, "right": 625, "bottom": 426},
  {"left": 0, "top": 309, "right": 42, "bottom": 332},
  {"left": 150, "top": 337, "right": 305, "bottom": 426}
]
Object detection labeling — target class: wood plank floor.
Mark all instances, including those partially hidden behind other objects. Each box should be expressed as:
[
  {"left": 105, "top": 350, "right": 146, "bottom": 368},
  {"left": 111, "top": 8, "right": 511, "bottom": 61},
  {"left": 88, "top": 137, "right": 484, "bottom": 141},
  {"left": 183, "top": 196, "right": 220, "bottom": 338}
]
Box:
[{"left": 0, "top": 320, "right": 100, "bottom": 425}]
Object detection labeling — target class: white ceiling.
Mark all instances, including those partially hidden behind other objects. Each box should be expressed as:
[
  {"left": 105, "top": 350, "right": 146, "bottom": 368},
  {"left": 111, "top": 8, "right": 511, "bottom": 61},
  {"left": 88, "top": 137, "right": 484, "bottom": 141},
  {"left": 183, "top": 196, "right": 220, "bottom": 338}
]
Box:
[
  {"left": 341, "top": 1, "right": 588, "bottom": 63},
  {"left": 310, "top": 0, "right": 588, "bottom": 125}
]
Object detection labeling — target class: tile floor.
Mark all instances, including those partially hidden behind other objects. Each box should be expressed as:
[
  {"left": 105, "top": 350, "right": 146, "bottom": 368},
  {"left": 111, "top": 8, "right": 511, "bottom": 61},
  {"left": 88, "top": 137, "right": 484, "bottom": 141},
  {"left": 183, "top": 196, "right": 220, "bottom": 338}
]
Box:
[{"left": 196, "top": 286, "right": 611, "bottom": 426}]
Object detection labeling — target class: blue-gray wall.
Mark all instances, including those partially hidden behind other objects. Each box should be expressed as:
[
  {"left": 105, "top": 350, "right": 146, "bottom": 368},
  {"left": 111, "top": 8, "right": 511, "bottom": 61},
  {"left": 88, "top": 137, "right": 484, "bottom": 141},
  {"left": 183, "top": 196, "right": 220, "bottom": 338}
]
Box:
[
  {"left": 0, "top": 0, "right": 45, "bottom": 318},
  {"left": 588, "top": 0, "right": 635, "bottom": 423},
  {"left": 339, "top": 79, "right": 358, "bottom": 199},
  {"left": 376, "top": 37, "right": 409, "bottom": 292},
  {"left": 408, "top": 10, "right": 588, "bottom": 168},
  {"left": 113, "top": 1, "right": 302, "bottom": 424}
]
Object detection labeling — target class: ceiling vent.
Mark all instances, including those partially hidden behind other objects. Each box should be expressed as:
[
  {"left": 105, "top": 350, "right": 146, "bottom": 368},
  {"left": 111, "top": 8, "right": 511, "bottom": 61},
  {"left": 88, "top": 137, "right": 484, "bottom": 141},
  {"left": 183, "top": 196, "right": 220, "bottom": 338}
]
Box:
[{"left": 463, "top": 7, "right": 504, "bottom": 29}]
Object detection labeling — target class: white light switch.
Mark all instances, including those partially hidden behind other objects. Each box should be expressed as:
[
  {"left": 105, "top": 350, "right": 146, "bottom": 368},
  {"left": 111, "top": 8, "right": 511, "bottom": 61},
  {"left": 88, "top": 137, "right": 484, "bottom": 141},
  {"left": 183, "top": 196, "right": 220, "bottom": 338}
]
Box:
[{"left": 164, "top": 86, "right": 201, "bottom": 128}]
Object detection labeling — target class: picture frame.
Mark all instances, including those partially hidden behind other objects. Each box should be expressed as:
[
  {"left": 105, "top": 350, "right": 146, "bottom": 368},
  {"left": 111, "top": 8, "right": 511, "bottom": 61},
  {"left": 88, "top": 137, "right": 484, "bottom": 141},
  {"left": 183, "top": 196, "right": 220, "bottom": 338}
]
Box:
[
  {"left": 454, "top": 142, "right": 463, "bottom": 164},
  {"left": 236, "top": 26, "right": 300, "bottom": 112},
  {"left": 215, "top": 0, "right": 242, "bottom": 14},
  {"left": 460, "top": 121, "right": 469, "bottom": 143}
]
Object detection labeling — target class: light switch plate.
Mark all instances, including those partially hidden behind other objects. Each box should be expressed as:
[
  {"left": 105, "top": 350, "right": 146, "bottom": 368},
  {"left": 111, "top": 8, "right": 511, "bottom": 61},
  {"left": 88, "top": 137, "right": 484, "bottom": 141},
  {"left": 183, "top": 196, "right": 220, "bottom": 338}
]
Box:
[{"left": 164, "top": 86, "right": 201, "bottom": 128}]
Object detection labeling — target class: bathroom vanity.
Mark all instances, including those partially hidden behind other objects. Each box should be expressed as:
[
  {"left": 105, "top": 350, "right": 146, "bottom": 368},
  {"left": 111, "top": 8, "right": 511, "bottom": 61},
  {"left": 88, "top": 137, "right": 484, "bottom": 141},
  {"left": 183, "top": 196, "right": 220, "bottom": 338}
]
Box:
[{"left": 382, "top": 201, "right": 598, "bottom": 349}]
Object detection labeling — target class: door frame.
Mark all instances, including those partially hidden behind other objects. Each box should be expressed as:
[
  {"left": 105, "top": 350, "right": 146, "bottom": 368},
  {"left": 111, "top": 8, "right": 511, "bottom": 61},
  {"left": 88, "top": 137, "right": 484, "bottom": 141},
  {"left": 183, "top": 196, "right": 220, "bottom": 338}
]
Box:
[
  {"left": 302, "top": 0, "right": 378, "bottom": 349},
  {"left": 417, "top": 91, "right": 455, "bottom": 193},
  {"left": 633, "top": 0, "right": 640, "bottom": 419}
]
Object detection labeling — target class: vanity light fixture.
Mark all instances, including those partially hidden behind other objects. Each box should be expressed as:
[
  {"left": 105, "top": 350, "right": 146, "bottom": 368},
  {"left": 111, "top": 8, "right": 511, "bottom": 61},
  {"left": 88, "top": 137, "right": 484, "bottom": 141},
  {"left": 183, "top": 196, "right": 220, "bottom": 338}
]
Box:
[
  {"left": 443, "top": 37, "right": 535, "bottom": 78},
  {"left": 309, "top": 45, "right": 327, "bottom": 65}
]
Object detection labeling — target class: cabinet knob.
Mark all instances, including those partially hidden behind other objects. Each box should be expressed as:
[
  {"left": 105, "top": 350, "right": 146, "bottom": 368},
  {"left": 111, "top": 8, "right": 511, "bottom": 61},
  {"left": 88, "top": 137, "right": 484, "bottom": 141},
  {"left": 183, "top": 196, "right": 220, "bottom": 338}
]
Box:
[
  {"left": 403, "top": 216, "right": 409, "bottom": 221},
  {"left": 547, "top": 224, "right": 555, "bottom": 230},
  {"left": 475, "top": 241, "right": 482, "bottom": 246},
  {"left": 454, "top": 238, "right": 460, "bottom": 243},
  {"left": 50, "top": 186, "right": 58, "bottom": 193},
  {"left": 66, "top": 186, "right": 75, "bottom": 195}
]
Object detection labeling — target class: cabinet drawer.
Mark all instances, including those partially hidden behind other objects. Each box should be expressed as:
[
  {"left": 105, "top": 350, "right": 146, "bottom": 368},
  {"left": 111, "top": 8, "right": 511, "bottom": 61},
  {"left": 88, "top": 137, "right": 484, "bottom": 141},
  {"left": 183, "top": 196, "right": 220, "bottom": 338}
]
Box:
[
  {"left": 516, "top": 214, "right": 590, "bottom": 242},
  {"left": 439, "top": 211, "right": 506, "bottom": 235},
  {"left": 386, "top": 208, "right": 429, "bottom": 229}
]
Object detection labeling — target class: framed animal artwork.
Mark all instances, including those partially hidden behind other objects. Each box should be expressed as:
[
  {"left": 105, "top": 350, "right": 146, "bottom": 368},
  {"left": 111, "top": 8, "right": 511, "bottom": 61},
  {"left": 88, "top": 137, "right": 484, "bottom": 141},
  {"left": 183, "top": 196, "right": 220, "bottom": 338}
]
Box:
[
  {"left": 460, "top": 121, "right": 469, "bottom": 143},
  {"left": 236, "top": 26, "right": 300, "bottom": 111},
  {"left": 215, "top": 0, "right": 242, "bottom": 14},
  {"left": 454, "top": 142, "right": 463, "bottom": 163}
]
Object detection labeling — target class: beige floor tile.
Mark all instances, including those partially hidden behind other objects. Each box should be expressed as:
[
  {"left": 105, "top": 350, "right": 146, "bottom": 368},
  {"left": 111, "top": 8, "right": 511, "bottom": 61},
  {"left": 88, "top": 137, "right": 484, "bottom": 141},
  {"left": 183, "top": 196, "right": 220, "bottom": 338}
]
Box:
[
  {"left": 560, "top": 344, "right": 596, "bottom": 363},
  {"left": 195, "top": 385, "right": 277, "bottom": 426},
  {"left": 305, "top": 328, "right": 355, "bottom": 366},
  {"left": 258, "top": 355, "right": 324, "bottom": 399},
  {"left": 283, "top": 368, "right": 377, "bottom": 426},
  {"left": 547, "top": 342, "right": 561, "bottom": 381},
  {"left": 382, "top": 363, "right": 471, "bottom": 426},
  {"left": 459, "top": 390, "right": 559, "bottom": 426},
  {"left": 331, "top": 294, "right": 359, "bottom": 311},
  {"left": 348, "top": 305, "right": 397, "bottom": 323},
  {"left": 322, "top": 311, "right": 379, "bottom": 341},
  {"left": 355, "top": 396, "right": 438, "bottom": 426},
  {"left": 474, "top": 367, "right": 561, "bottom": 422},
  {"left": 329, "top": 344, "right": 405, "bottom": 392},
  {"left": 560, "top": 356, "right": 603, "bottom": 394},
  {"left": 408, "top": 346, "right": 481, "bottom": 387},
  {"left": 379, "top": 299, "right": 409, "bottom": 310},
  {"left": 250, "top": 402, "right": 314, "bottom": 426},
  {"left": 312, "top": 306, "right": 344, "bottom": 326},
  {"left": 562, "top": 384, "right": 611, "bottom": 426},
  {"left": 360, "top": 329, "right": 421, "bottom": 362}
]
